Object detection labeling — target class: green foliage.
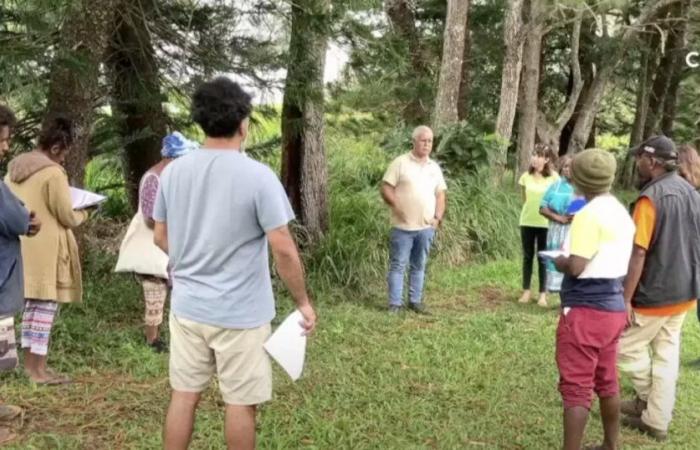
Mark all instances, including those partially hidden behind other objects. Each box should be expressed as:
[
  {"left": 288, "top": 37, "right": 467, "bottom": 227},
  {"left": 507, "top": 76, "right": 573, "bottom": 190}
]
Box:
[
  {"left": 434, "top": 123, "right": 505, "bottom": 178},
  {"left": 84, "top": 154, "right": 130, "bottom": 219}
]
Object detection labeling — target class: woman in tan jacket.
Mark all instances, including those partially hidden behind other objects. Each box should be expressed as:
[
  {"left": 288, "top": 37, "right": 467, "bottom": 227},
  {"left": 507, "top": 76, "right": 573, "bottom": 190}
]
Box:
[{"left": 5, "top": 116, "right": 88, "bottom": 384}]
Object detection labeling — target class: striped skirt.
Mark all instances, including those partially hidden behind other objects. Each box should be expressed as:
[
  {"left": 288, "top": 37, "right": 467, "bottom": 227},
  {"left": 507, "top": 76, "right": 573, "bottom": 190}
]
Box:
[
  {"left": 21, "top": 300, "right": 60, "bottom": 356},
  {"left": 545, "top": 221, "right": 570, "bottom": 293}
]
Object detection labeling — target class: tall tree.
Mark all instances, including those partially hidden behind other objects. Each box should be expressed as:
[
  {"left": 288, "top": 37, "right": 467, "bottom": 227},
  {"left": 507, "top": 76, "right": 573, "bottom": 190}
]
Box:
[
  {"left": 458, "top": 10, "right": 472, "bottom": 122},
  {"left": 107, "top": 0, "right": 168, "bottom": 209},
  {"left": 516, "top": 0, "right": 545, "bottom": 172},
  {"left": 660, "top": 0, "right": 690, "bottom": 136},
  {"left": 385, "top": 0, "right": 430, "bottom": 124},
  {"left": 433, "top": 0, "right": 470, "bottom": 129},
  {"left": 567, "top": 0, "right": 680, "bottom": 153},
  {"left": 281, "top": 0, "right": 330, "bottom": 244},
  {"left": 535, "top": 10, "right": 584, "bottom": 156},
  {"left": 45, "top": 0, "right": 119, "bottom": 186},
  {"left": 494, "top": 0, "right": 524, "bottom": 175}
]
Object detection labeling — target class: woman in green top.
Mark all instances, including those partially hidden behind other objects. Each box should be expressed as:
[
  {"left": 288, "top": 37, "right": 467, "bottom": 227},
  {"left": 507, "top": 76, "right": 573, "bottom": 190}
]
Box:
[{"left": 518, "top": 144, "right": 558, "bottom": 307}]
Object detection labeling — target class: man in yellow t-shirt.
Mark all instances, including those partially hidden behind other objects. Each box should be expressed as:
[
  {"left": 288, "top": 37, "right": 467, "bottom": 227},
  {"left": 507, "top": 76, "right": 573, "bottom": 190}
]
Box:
[{"left": 381, "top": 126, "right": 447, "bottom": 314}]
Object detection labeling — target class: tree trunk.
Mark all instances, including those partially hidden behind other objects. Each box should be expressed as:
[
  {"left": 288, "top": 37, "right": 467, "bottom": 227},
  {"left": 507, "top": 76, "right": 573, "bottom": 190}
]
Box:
[
  {"left": 660, "top": 0, "right": 690, "bottom": 136},
  {"left": 494, "top": 0, "right": 524, "bottom": 176},
  {"left": 622, "top": 33, "right": 658, "bottom": 188},
  {"left": 281, "top": 0, "right": 330, "bottom": 245},
  {"left": 107, "top": 0, "right": 169, "bottom": 210},
  {"left": 433, "top": 0, "right": 470, "bottom": 129},
  {"left": 536, "top": 10, "right": 583, "bottom": 156},
  {"left": 516, "top": 0, "right": 545, "bottom": 172},
  {"left": 458, "top": 19, "right": 472, "bottom": 122},
  {"left": 45, "top": 0, "right": 119, "bottom": 186},
  {"left": 385, "top": 0, "right": 429, "bottom": 124},
  {"left": 630, "top": 32, "right": 659, "bottom": 147},
  {"left": 566, "top": 0, "right": 680, "bottom": 154}
]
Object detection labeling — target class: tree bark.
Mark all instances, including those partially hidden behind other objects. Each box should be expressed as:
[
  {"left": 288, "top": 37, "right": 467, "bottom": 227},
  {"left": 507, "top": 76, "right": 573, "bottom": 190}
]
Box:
[
  {"left": 107, "top": 0, "right": 169, "bottom": 209},
  {"left": 566, "top": 0, "right": 682, "bottom": 154},
  {"left": 45, "top": 0, "right": 119, "bottom": 186},
  {"left": 385, "top": 0, "right": 429, "bottom": 124},
  {"left": 630, "top": 31, "right": 659, "bottom": 147},
  {"left": 660, "top": 1, "right": 690, "bottom": 136},
  {"left": 281, "top": 0, "right": 330, "bottom": 245},
  {"left": 433, "top": 0, "right": 470, "bottom": 129},
  {"left": 516, "top": 0, "right": 545, "bottom": 173},
  {"left": 458, "top": 16, "right": 472, "bottom": 122},
  {"left": 494, "top": 0, "right": 524, "bottom": 175}
]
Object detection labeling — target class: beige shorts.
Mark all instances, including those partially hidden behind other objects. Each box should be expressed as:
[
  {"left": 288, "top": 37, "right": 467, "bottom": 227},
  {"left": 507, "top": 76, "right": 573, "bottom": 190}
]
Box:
[{"left": 169, "top": 313, "right": 272, "bottom": 405}]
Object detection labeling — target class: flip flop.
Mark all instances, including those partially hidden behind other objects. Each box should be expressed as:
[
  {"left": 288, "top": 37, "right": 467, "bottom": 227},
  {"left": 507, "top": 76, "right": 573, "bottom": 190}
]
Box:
[
  {"left": 0, "top": 405, "right": 22, "bottom": 422},
  {"left": 0, "top": 426, "right": 16, "bottom": 445}
]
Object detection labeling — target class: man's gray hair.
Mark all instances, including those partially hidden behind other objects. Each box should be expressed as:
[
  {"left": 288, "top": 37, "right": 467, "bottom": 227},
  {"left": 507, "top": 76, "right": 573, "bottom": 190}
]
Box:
[{"left": 412, "top": 125, "right": 433, "bottom": 141}]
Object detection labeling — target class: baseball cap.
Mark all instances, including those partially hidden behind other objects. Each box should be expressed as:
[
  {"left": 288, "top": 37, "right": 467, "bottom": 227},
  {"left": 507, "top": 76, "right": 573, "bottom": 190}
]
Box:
[{"left": 631, "top": 135, "right": 678, "bottom": 161}]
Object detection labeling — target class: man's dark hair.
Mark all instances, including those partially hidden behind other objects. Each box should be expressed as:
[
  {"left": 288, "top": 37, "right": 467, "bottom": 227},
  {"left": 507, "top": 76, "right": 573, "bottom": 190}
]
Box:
[
  {"left": 192, "top": 77, "right": 252, "bottom": 138},
  {"left": 38, "top": 114, "right": 74, "bottom": 150},
  {"left": 0, "top": 104, "right": 17, "bottom": 129}
]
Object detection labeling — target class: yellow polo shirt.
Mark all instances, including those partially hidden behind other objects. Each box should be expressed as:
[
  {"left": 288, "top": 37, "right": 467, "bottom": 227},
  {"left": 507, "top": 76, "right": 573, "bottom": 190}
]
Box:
[{"left": 383, "top": 152, "right": 447, "bottom": 231}]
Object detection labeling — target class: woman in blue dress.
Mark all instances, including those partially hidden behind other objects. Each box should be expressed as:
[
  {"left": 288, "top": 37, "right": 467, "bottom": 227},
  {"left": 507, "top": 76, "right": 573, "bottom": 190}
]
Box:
[{"left": 539, "top": 155, "right": 578, "bottom": 295}]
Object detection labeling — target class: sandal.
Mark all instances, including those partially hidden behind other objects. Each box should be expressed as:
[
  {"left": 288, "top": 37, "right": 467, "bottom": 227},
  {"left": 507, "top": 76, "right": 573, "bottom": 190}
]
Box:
[
  {"left": 0, "top": 405, "right": 21, "bottom": 423},
  {"left": 0, "top": 426, "right": 16, "bottom": 445}
]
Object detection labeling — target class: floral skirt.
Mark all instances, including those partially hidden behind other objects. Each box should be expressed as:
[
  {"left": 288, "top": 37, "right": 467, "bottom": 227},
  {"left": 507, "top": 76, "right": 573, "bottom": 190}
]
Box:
[{"left": 545, "top": 221, "right": 570, "bottom": 293}]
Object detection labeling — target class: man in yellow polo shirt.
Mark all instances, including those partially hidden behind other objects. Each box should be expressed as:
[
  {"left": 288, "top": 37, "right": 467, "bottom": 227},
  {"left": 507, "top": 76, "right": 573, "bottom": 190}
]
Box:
[
  {"left": 618, "top": 136, "right": 700, "bottom": 442},
  {"left": 381, "top": 126, "right": 447, "bottom": 314}
]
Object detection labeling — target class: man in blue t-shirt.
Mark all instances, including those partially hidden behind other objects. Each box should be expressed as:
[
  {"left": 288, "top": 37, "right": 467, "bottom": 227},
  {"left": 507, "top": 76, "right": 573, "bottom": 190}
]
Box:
[{"left": 153, "top": 78, "right": 316, "bottom": 449}]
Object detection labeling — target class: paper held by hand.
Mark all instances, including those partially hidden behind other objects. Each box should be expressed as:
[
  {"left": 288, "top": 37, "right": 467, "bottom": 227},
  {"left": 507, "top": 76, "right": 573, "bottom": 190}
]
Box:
[
  {"left": 538, "top": 249, "right": 569, "bottom": 260},
  {"left": 263, "top": 310, "right": 307, "bottom": 381},
  {"left": 70, "top": 187, "right": 107, "bottom": 210}
]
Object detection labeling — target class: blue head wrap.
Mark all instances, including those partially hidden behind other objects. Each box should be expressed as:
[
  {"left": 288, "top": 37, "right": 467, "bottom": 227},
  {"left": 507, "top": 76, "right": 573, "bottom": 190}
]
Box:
[{"left": 162, "top": 132, "right": 198, "bottom": 158}]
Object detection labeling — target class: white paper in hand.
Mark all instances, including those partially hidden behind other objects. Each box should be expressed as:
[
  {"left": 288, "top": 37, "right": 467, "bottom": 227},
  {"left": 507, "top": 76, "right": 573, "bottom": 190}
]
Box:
[
  {"left": 70, "top": 187, "right": 107, "bottom": 210},
  {"left": 263, "top": 310, "right": 306, "bottom": 381},
  {"left": 538, "top": 249, "right": 568, "bottom": 260}
]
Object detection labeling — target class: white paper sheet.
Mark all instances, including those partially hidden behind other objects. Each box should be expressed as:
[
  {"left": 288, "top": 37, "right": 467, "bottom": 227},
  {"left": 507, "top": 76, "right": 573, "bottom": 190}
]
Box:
[
  {"left": 70, "top": 187, "right": 107, "bottom": 210},
  {"left": 263, "top": 310, "right": 307, "bottom": 381},
  {"left": 538, "top": 250, "right": 568, "bottom": 260}
]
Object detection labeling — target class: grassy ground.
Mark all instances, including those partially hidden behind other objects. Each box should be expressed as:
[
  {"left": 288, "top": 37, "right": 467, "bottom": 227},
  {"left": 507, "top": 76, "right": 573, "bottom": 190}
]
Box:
[{"left": 1, "top": 257, "right": 699, "bottom": 449}]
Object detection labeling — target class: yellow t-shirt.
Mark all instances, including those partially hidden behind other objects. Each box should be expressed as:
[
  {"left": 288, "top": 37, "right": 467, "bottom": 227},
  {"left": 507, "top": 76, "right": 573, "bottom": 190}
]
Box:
[
  {"left": 519, "top": 172, "right": 558, "bottom": 228},
  {"left": 382, "top": 152, "right": 447, "bottom": 231}
]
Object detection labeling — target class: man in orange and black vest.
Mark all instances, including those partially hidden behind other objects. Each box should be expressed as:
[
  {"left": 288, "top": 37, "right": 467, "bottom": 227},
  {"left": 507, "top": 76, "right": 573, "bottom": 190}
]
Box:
[{"left": 618, "top": 135, "right": 700, "bottom": 442}]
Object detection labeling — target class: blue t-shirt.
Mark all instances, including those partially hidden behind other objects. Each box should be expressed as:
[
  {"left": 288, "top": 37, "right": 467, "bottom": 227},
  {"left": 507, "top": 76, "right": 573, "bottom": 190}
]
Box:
[
  {"left": 540, "top": 178, "right": 575, "bottom": 215},
  {"left": 153, "top": 149, "right": 295, "bottom": 329}
]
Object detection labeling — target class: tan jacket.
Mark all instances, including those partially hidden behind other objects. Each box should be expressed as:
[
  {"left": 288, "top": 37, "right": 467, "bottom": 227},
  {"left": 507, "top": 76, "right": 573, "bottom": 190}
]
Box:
[{"left": 5, "top": 151, "right": 88, "bottom": 303}]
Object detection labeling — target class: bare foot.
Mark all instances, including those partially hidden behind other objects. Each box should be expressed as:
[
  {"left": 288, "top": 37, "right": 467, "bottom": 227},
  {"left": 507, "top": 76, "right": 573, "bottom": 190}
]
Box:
[
  {"left": 0, "top": 426, "right": 16, "bottom": 444},
  {"left": 537, "top": 293, "right": 548, "bottom": 307},
  {"left": 518, "top": 290, "right": 531, "bottom": 304}
]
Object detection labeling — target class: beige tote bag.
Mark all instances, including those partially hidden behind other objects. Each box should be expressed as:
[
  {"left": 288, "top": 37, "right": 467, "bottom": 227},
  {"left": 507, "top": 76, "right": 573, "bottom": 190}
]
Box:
[{"left": 114, "top": 174, "right": 169, "bottom": 278}]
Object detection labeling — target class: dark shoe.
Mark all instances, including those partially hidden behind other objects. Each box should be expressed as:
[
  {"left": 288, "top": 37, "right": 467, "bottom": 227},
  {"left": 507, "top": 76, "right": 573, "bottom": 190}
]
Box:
[
  {"left": 147, "top": 338, "right": 168, "bottom": 353},
  {"left": 388, "top": 305, "right": 403, "bottom": 314},
  {"left": 408, "top": 303, "right": 430, "bottom": 315},
  {"left": 620, "top": 396, "right": 647, "bottom": 417},
  {"left": 621, "top": 416, "right": 668, "bottom": 442}
]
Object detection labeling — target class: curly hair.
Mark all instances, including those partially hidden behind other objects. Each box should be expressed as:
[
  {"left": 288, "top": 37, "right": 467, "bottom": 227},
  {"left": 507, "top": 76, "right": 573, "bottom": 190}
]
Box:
[
  {"left": 528, "top": 143, "right": 557, "bottom": 177},
  {"left": 38, "top": 114, "right": 74, "bottom": 151},
  {"left": 191, "top": 77, "right": 252, "bottom": 138},
  {"left": 0, "top": 104, "right": 17, "bottom": 129},
  {"left": 678, "top": 144, "right": 700, "bottom": 189}
]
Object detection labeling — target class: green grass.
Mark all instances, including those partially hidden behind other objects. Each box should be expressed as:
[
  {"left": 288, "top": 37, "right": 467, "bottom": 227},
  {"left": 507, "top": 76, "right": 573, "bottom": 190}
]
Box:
[{"left": 2, "top": 257, "right": 699, "bottom": 449}]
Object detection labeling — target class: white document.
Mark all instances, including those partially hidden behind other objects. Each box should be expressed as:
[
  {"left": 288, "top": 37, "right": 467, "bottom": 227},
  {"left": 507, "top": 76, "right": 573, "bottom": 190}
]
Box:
[
  {"left": 538, "top": 249, "right": 568, "bottom": 260},
  {"left": 263, "top": 310, "right": 307, "bottom": 381},
  {"left": 70, "top": 187, "right": 107, "bottom": 210}
]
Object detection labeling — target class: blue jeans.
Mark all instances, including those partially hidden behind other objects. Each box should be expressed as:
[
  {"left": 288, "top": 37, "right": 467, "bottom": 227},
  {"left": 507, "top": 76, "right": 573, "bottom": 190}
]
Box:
[{"left": 387, "top": 227, "right": 435, "bottom": 306}]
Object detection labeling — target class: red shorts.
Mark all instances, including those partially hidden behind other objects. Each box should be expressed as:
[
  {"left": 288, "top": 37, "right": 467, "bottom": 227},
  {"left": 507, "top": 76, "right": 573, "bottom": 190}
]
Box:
[{"left": 555, "top": 307, "right": 627, "bottom": 410}]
